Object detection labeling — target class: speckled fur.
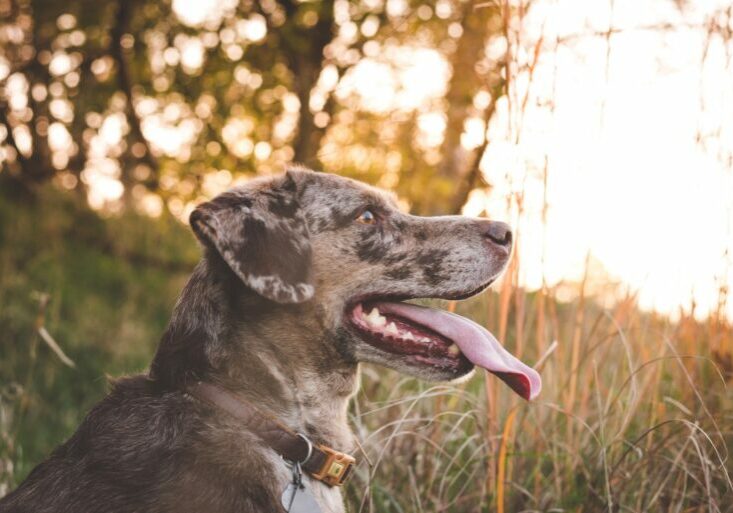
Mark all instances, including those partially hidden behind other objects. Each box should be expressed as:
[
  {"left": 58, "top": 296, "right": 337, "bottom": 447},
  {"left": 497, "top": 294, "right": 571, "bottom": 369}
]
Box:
[{"left": 0, "top": 168, "right": 511, "bottom": 513}]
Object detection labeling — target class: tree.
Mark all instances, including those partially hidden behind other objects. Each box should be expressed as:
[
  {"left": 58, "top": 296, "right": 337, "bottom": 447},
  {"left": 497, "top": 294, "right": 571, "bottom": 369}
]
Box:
[{"left": 0, "top": 0, "right": 513, "bottom": 215}]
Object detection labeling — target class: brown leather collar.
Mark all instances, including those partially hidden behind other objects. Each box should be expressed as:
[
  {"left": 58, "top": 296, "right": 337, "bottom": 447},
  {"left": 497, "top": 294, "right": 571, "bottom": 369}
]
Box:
[{"left": 187, "top": 382, "right": 356, "bottom": 487}]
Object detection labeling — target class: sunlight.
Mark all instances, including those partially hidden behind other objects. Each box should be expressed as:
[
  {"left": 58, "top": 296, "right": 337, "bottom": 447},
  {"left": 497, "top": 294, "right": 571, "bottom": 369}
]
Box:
[
  {"left": 82, "top": 158, "right": 123, "bottom": 210},
  {"left": 337, "top": 46, "right": 449, "bottom": 113},
  {"left": 47, "top": 122, "right": 72, "bottom": 153},
  {"left": 139, "top": 99, "right": 201, "bottom": 158},
  {"left": 461, "top": 117, "right": 486, "bottom": 150},
  {"left": 221, "top": 116, "right": 255, "bottom": 158},
  {"left": 416, "top": 112, "right": 446, "bottom": 149},
  {"left": 48, "top": 52, "right": 72, "bottom": 76},
  {"left": 237, "top": 14, "right": 267, "bottom": 43},
  {"left": 176, "top": 35, "right": 205, "bottom": 74},
  {"left": 172, "top": 0, "right": 237, "bottom": 28},
  {"left": 463, "top": 0, "right": 733, "bottom": 320}
]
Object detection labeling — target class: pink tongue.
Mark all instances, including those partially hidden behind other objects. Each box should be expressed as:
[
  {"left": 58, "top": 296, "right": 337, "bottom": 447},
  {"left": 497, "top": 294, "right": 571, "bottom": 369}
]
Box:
[{"left": 373, "top": 302, "right": 542, "bottom": 401}]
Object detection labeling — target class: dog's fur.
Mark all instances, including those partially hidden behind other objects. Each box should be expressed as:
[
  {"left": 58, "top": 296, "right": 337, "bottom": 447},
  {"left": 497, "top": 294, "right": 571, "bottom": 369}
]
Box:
[{"left": 0, "top": 168, "right": 511, "bottom": 513}]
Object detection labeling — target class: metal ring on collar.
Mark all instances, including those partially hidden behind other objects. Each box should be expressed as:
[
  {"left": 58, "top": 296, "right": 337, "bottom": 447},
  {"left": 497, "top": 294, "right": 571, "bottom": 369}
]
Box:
[{"left": 296, "top": 433, "right": 314, "bottom": 465}]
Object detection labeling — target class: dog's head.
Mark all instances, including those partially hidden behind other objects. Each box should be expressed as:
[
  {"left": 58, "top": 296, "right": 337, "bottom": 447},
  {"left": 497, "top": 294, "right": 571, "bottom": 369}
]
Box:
[{"left": 190, "top": 168, "right": 540, "bottom": 400}]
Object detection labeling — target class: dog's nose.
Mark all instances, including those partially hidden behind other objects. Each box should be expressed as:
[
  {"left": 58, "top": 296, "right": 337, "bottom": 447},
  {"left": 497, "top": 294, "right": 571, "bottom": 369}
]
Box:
[{"left": 484, "top": 221, "right": 513, "bottom": 247}]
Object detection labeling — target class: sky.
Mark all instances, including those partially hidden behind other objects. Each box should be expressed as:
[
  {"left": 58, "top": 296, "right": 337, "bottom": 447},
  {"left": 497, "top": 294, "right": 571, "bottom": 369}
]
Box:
[{"left": 459, "top": 0, "right": 733, "bottom": 320}]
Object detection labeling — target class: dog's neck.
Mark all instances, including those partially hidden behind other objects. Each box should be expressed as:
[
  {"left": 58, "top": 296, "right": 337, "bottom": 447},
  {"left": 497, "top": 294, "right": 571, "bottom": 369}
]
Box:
[
  {"left": 221, "top": 307, "right": 358, "bottom": 450},
  {"left": 151, "top": 257, "right": 359, "bottom": 451}
]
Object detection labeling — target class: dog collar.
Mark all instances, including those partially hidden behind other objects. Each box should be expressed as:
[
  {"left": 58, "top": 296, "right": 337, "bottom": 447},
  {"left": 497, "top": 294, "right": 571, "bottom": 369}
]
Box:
[{"left": 187, "top": 382, "right": 356, "bottom": 487}]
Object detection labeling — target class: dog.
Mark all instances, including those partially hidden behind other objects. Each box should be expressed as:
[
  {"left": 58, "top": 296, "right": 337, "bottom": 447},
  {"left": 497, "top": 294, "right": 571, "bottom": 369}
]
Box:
[{"left": 0, "top": 168, "right": 540, "bottom": 513}]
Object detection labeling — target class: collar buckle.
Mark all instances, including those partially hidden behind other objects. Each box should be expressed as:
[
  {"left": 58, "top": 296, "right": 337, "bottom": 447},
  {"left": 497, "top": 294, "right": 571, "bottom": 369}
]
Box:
[{"left": 310, "top": 445, "right": 355, "bottom": 486}]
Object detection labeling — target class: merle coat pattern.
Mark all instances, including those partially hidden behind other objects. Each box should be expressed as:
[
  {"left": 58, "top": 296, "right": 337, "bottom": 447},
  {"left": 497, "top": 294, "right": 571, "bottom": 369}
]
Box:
[{"left": 0, "top": 168, "right": 513, "bottom": 513}]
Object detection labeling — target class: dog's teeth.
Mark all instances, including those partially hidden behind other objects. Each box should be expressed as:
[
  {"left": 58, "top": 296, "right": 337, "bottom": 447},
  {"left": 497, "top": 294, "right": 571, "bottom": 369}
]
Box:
[
  {"left": 366, "top": 307, "right": 386, "bottom": 328},
  {"left": 403, "top": 331, "right": 415, "bottom": 341},
  {"left": 385, "top": 322, "right": 399, "bottom": 336},
  {"left": 448, "top": 344, "right": 461, "bottom": 356}
]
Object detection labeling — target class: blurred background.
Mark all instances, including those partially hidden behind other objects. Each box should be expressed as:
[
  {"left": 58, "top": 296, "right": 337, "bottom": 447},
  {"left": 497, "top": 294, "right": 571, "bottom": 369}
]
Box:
[{"left": 1, "top": 0, "right": 732, "bottom": 511}]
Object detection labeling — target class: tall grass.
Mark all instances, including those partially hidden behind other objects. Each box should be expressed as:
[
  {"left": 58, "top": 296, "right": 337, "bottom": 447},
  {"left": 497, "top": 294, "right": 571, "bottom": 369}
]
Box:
[
  {"left": 1, "top": 188, "right": 731, "bottom": 511},
  {"left": 346, "top": 288, "right": 733, "bottom": 512}
]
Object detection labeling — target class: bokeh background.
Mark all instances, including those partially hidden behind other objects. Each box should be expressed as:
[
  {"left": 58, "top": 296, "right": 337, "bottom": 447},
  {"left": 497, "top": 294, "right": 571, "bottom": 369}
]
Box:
[{"left": 1, "top": 0, "right": 732, "bottom": 511}]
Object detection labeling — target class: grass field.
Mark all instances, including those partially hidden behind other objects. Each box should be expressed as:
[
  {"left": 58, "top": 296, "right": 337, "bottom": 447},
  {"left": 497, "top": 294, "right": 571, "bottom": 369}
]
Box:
[{"left": 1, "top": 189, "right": 731, "bottom": 511}]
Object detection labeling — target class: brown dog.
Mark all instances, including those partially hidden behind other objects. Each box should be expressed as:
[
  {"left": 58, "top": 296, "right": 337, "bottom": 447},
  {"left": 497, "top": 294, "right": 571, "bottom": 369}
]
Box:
[{"left": 0, "top": 168, "right": 539, "bottom": 513}]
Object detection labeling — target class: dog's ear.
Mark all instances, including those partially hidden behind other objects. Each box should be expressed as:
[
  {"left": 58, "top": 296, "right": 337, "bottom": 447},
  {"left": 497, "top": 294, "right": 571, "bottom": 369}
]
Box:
[{"left": 188, "top": 172, "right": 314, "bottom": 303}]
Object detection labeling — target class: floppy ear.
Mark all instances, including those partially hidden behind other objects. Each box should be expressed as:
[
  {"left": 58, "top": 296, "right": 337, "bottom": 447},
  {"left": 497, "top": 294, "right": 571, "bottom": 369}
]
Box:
[{"left": 188, "top": 173, "right": 314, "bottom": 304}]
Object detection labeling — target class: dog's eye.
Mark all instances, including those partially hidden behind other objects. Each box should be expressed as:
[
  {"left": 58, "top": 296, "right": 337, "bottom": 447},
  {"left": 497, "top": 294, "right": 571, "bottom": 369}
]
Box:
[{"left": 356, "top": 209, "right": 378, "bottom": 225}]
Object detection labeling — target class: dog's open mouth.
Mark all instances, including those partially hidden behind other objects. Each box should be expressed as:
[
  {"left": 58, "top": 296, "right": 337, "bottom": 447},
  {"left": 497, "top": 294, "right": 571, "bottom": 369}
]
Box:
[{"left": 349, "top": 299, "right": 542, "bottom": 401}]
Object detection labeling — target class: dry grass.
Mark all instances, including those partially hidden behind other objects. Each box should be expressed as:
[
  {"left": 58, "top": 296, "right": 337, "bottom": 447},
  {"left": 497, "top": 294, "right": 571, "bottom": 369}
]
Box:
[{"left": 346, "top": 287, "right": 733, "bottom": 512}]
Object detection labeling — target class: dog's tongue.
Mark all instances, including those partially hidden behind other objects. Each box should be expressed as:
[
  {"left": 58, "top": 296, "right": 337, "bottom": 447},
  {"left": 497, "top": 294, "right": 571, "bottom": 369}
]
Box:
[{"left": 374, "top": 302, "right": 542, "bottom": 401}]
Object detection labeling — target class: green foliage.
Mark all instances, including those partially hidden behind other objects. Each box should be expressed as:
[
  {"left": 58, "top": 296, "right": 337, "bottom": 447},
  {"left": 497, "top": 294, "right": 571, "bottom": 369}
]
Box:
[
  {"left": 1, "top": 0, "right": 499, "bottom": 215},
  {"left": 0, "top": 185, "right": 196, "bottom": 486}
]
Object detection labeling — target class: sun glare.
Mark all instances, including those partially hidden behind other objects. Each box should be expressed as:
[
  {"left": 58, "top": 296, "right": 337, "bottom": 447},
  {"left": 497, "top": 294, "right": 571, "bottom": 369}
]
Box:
[
  {"left": 172, "top": 0, "right": 237, "bottom": 28},
  {"left": 461, "top": 0, "right": 733, "bottom": 320}
]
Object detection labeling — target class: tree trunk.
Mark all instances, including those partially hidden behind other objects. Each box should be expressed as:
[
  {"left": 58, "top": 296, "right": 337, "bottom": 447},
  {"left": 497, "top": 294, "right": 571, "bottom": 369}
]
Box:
[
  {"left": 283, "top": 0, "right": 335, "bottom": 167},
  {"left": 110, "top": 0, "right": 158, "bottom": 202},
  {"left": 291, "top": 57, "right": 322, "bottom": 166},
  {"left": 438, "top": 1, "right": 505, "bottom": 214}
]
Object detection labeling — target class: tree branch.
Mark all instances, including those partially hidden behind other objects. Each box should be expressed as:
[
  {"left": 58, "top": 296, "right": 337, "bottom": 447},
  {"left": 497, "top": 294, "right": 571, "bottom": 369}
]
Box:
[
  {"left": 448, "top": 78, "right": 503, "bottom": 214},
  {"left": 287, "top": 0, "right": 336, "bottom": 166},
  {"left": 110, "top": 0, "right": 158, "bottom": 175}
]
